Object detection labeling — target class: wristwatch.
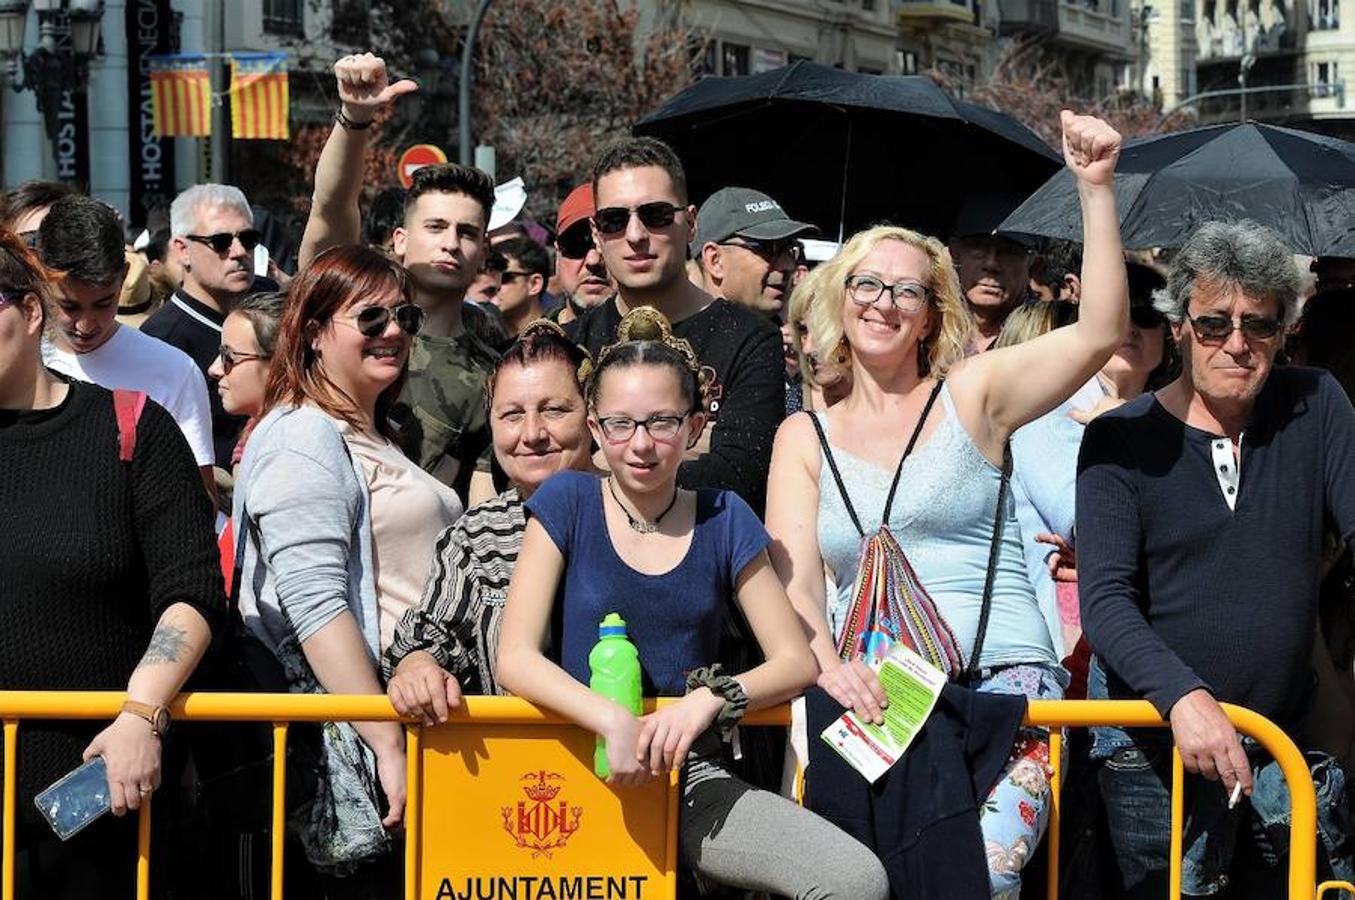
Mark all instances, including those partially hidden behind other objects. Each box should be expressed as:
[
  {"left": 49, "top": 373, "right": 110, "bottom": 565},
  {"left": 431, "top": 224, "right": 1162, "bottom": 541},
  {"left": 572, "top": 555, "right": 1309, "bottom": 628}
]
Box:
[{"left": 120, "top": 701, "right": 172, "bottom": 738}]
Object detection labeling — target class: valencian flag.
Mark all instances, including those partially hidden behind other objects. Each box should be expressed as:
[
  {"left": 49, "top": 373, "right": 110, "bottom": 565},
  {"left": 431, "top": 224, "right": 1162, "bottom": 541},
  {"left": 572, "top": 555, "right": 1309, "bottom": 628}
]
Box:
[
  {"left": 148, "top": 55, "right": 212, "bottom": 137},
  {"left": 229, "top": 52, "right": 289, "bottom": 140}
]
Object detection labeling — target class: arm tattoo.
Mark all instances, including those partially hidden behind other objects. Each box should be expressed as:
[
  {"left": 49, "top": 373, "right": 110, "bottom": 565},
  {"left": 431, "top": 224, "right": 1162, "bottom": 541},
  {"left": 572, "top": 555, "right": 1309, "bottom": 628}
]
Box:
[{"left": 138, "top": 623, "right": 188, "bottom": 666}]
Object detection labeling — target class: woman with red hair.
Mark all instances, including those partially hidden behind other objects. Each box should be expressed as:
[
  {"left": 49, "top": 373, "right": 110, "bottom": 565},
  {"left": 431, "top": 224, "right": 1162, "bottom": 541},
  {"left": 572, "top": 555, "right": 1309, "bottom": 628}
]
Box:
[{"left": 233, "top": 244, "right": 461, "bottom": 895}]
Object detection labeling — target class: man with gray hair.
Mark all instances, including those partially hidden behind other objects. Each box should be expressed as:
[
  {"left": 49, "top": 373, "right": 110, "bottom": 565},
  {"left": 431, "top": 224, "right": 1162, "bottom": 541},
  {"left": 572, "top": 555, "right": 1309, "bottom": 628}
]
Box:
[
  {"left": 1077, "top": 220, "right": 1355, "bottom": 896},
  {"left": 143, "top": 183, "right": 260, "bottom": 468}
]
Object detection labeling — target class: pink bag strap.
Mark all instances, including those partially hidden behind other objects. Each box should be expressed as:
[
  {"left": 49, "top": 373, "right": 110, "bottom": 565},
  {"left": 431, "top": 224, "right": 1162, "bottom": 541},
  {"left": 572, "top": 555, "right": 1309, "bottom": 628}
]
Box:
[{"left": 112, "top": 390, "right": 148, "bottom": 463}]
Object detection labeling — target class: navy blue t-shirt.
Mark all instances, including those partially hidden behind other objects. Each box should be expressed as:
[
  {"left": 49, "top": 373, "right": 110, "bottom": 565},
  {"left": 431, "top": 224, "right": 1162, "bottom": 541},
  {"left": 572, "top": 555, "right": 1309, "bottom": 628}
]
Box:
[{"left": 525, "top": 470, "right": 770, "bottom": 695}]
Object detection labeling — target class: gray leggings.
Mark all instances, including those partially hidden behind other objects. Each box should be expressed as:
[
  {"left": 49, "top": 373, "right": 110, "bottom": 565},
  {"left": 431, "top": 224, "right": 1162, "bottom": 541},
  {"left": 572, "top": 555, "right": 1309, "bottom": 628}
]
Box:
[{"left": 681, "top": 752, "right": 890, "bottom": 900}]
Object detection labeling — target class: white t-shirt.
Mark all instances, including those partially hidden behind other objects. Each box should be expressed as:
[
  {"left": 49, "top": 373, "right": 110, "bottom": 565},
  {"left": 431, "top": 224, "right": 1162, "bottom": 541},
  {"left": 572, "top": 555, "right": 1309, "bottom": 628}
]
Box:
[{"left": 42, "top": 325, "right": 216, "bottom": 466}]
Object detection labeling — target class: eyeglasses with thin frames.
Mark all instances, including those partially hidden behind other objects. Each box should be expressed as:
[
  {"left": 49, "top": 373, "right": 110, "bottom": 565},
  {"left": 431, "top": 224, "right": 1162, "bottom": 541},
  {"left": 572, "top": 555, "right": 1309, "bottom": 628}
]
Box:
[
  {"left": 845, "top": 274, "right": 931, "bottom": 313},
  {"left": 595, "top": 413, "right": 688, "bottom": 443}
]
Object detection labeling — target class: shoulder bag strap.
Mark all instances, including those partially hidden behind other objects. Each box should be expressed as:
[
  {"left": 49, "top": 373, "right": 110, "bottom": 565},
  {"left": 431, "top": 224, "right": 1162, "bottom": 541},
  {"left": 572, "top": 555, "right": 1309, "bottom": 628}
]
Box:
[
  {"left": 807, "top": 413, "right": 866, "bottom": 538},
  {"left": 964, "top": 441, "right": 1012, "bottom": 682}
]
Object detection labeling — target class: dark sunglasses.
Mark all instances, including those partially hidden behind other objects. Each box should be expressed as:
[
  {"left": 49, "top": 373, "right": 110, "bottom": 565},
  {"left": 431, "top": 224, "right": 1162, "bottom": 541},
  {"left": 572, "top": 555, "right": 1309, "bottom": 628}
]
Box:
[
  {"left": 218, "top": 348, "right": 269, "bottom": 374},
  {"left": 500, "top": 270, "right": 534, "bottom": 283},
  {"left": 349, "top": 303, "right": 426, "bottom": 338},
  {"left": 721, "top": 237, "right": 803, "bottom": 264},
  {"left": 1130, "top": 306, "right": 1165, "bottom": 329},
  {"left": 557, "top": 224, "right": 595, "bottom": 259},
  {"left": 185, "top": 229, "right": 263, "bottom": 254},
  {"left": 1188, "top": 312, "right": 1282, "bottom": 343},
  {"left": 592, "top": 202, "right": 681, "bottom": 236}
]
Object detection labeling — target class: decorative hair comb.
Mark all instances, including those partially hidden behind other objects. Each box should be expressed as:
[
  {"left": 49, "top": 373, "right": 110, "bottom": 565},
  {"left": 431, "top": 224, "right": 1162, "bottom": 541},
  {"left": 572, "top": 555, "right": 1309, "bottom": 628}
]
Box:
[{"left": 519, "top": 317, "right": 593, "bottom": 384}]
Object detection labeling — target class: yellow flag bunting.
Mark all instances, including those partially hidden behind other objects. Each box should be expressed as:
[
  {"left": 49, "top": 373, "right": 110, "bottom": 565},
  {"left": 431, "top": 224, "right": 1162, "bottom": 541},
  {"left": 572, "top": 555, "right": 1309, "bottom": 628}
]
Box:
[
  {"left": 230, "top": 52, "right": 289, "bottom": 140},
  {"left": 147, "top": 52, "right": 289, "bottom": 140}
]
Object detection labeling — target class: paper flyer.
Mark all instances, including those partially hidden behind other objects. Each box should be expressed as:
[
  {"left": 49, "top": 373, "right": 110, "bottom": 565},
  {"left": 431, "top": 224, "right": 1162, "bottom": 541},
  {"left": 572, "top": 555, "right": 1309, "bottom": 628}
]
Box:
[{"left": 819, "top": 644, "right": 947, "bottom": 782}]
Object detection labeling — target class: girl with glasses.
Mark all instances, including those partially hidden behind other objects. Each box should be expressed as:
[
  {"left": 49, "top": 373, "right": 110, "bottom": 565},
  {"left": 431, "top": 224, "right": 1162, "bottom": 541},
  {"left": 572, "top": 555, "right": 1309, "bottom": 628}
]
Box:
[
  {"left": 232, "top": 245, "right": 459, "bottom": 895},
  {"left": 207, "top": 291, "right": 285, "bottom": 474},
  {"left": 496, "top": 307, "right": 889, "bottom": 899}
]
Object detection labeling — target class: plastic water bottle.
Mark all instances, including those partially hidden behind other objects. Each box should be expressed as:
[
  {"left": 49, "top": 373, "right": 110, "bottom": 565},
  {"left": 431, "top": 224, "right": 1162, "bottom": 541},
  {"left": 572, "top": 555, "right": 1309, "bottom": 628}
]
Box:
[{"left": 589, "top": 612, "right": 642, "bottom": 778}]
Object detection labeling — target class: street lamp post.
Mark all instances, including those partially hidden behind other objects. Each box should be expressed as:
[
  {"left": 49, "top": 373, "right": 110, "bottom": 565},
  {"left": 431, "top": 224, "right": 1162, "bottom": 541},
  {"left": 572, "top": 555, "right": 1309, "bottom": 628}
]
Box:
[
  {"left": 0, "top": 0, "right": 105, "bottom": 174},
  {"left": 458, "top": 0, "right": 494, "bottom": 166}
]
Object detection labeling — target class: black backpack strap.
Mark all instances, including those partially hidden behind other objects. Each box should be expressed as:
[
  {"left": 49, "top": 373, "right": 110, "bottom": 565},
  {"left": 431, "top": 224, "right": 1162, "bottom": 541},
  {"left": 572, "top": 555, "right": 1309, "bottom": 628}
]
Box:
[
  {"left": 881, "top": 380, "right": 945, "bottom": 525},
  {"left": 964, "top": 441, "right": 1012, "bottom": 682},
  {"left": 808, "top": 412, "right": 865, "bottom": 538}
]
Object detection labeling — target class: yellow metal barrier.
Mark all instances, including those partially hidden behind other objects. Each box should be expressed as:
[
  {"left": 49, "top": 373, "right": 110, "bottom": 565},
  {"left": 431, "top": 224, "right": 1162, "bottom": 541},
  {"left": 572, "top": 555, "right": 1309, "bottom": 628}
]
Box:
[{"left": 0, "top": 693, "right": 1326, "bottom": 899}]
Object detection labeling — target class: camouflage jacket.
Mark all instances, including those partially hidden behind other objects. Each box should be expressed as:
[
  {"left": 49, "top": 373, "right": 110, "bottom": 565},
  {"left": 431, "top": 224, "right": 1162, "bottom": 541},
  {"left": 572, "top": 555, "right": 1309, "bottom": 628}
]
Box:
[{"left": 389, "top": 330, "right": 499, "bottom": 501}]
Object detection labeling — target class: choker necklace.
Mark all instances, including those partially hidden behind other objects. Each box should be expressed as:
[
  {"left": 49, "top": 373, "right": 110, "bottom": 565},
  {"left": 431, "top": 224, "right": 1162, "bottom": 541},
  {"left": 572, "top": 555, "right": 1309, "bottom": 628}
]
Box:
[{"left": 608, "top": 477, "right": 678, "bottom": 534}]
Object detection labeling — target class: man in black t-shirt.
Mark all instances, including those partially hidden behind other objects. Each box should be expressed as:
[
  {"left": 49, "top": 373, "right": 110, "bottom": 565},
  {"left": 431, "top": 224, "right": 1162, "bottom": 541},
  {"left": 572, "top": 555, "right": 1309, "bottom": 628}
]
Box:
[
  {"left": 142, "top": 183, "right": 260, "bottom": 468},
  {"left": 691, "top": 186, "right": 817, "bottom": 414},
  {"left": 568, "top": 137, "right": 784, "bottom": 515}
]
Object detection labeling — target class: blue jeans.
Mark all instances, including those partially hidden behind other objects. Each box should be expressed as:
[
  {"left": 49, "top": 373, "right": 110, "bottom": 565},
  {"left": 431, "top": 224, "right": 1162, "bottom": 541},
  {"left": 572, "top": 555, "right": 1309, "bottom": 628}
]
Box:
[{"left": 1097, "top": 735, "right": 1353, "bottom": 897}]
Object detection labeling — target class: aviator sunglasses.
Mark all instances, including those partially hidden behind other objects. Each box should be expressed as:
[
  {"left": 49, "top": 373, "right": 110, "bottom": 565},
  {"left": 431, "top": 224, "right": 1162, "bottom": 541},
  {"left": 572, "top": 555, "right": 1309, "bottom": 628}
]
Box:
[
  {"left": 1187, "top": 312, "right": 1282, "bottom": 343},
  {"left": 592, "top": 202, "right": 682, "bottom": 236},
  {"left": 341, "top": 303, "right": 427, "bottom": 338},
  {"left": 184, "top": 229, "right": 264, "bottom": 254}
]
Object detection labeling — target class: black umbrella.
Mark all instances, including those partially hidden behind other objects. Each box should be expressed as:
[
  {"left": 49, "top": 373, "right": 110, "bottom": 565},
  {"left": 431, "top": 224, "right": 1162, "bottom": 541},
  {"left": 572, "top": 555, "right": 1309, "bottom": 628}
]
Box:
[
  {"left": 999, "top": 122, "right": 1355, "bottom": 256},
  {"left": 634, "top": 62, "right": 1061, "bottom": 241}
]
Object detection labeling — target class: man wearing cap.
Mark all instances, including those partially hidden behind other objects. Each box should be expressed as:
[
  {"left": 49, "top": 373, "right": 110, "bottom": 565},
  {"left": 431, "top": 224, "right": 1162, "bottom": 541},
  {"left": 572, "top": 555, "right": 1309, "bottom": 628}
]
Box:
[
  {"left": 693, "top": 187, "right": 817, "bottom": 319},
  {"left": 949, "top": 194, "right": 1037, "bottom": 352},
  {"left": 693, "top": 187, "right": 817, "bottom": 413},
  {"left": 551, "top": 183, "right": 615, "bottom": 326}
]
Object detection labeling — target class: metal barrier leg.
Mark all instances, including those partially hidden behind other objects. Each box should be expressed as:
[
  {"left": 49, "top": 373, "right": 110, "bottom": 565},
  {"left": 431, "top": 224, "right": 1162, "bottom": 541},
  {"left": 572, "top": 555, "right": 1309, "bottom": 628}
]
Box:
[
  {"left": 1046, "top": 729, "right": 1062, "bottom": 900},
  {"left": 665, "top": 769, "right": 679, "bottom": 900},
  {"left": 3, "top": 721, "right": 16, "bottom": 900},
  {"left": 1169, "top": 748, "right": 1184, "bottom": 900},
  {"left": 136, "top": 795, "right": 152, "bottom": 900},
  {"left": 404, "top": 724, "right": 420, "bottom": 900},
  {"left": 272, "top": 723, "right": 288, "bottom": 900}
]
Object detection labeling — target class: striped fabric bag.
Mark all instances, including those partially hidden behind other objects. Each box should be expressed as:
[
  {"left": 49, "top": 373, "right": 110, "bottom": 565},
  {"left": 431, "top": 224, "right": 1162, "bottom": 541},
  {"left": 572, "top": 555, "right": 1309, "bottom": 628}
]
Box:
[{"left": 837, "top": 524, "right": 964, "bottom": 674}]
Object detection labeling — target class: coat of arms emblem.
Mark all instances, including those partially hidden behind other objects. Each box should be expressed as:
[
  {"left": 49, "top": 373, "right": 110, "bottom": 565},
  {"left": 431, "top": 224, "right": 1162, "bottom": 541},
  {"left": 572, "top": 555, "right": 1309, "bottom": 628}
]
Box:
[{"left": 502, "top": 770, "right": 583, "bottom": 857}]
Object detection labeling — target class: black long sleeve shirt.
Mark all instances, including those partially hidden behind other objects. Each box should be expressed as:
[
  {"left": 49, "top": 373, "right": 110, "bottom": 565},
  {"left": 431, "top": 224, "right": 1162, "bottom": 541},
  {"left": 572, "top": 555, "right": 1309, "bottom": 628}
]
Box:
[
  {"left": 1076, "top": 367, "right": 1355, "bottom": 733},
  {"left": 0, "top": 381, "right": 224, "bottom": 832},
  {"left": 568, "top": 297, "right": 785, "bottom": 514}
]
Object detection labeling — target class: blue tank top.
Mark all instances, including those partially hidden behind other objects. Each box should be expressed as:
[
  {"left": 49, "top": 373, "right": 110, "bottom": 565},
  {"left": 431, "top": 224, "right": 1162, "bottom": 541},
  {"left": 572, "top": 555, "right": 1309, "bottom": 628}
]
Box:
[{"left": 815, "top": 383, "right": 1059, "bottom": 670}]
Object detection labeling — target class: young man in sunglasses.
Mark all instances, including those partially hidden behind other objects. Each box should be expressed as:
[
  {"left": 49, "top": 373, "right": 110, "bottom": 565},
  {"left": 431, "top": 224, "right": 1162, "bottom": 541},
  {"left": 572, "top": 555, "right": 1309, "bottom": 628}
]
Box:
[
  {"left": 142, "top": 184, "right": 262, "bottom": 470},
  {"left": 298, "top": 52, "right": 500, "bottom": 503},
  {"left": 569, "top": 137, "right": 786, "bottom": 517},
  {"left": 36, "top": 195, "right": 217, "bottom": 499},
  {"left": 1077, "top": 220, "right": 1355, "bottom": 897},
  {"left": 491, "top": 235, "right": 551, "bottom": 337},
  {"left": 549, "top": 182, "right": 614, "bottom": 326}
]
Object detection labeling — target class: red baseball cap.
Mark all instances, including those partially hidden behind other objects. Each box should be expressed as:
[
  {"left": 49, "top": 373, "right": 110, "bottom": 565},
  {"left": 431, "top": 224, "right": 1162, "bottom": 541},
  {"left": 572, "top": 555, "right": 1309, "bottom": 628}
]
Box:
[{"left": 556, "top": 182, "right": 595, "bottom": 235}]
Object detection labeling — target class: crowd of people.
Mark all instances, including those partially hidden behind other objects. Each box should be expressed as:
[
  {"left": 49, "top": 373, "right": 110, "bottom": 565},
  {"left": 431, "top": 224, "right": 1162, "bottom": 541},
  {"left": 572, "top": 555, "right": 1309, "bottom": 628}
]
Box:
[{"left": 2, "top": 49, "right": 1355, "bottom": 900}]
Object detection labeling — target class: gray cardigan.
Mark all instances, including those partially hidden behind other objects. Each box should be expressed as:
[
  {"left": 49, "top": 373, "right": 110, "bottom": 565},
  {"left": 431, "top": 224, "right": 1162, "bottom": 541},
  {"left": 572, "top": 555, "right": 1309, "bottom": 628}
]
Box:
[{"left": 234, "top": 405, "right": 382, "bottom": 665}]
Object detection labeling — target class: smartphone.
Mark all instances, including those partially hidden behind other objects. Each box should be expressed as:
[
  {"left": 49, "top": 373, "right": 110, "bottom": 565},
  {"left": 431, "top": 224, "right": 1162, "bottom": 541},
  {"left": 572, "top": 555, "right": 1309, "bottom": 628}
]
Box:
[
  {"left": 254, "top": 243, "right": 270, "bottom": 278},
  {"left": 35, "top": 756, "right": 112, "bottom": 840}
]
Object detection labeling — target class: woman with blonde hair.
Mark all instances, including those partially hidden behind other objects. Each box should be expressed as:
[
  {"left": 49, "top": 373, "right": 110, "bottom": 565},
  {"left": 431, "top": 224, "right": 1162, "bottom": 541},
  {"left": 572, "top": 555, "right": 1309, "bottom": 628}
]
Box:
[
  {"left": 765, "top": 112, "right": 1129, "bottom": 897},
  {"left": 785, "top": 264, "right": 850, "bottom": 411}
]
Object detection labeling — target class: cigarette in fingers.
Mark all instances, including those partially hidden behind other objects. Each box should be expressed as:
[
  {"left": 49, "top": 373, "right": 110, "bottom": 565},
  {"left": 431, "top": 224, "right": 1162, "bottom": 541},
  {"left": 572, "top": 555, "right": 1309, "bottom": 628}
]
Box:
[{"left": 1228, "top": 779, "right": 1243, "bottom": 810}]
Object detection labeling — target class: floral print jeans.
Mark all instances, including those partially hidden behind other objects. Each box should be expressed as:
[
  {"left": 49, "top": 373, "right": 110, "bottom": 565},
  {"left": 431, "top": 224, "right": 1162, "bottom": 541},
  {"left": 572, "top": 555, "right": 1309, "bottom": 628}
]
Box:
[{"left": 973, "top": 663, "right": 1067, "bottom": 899}]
